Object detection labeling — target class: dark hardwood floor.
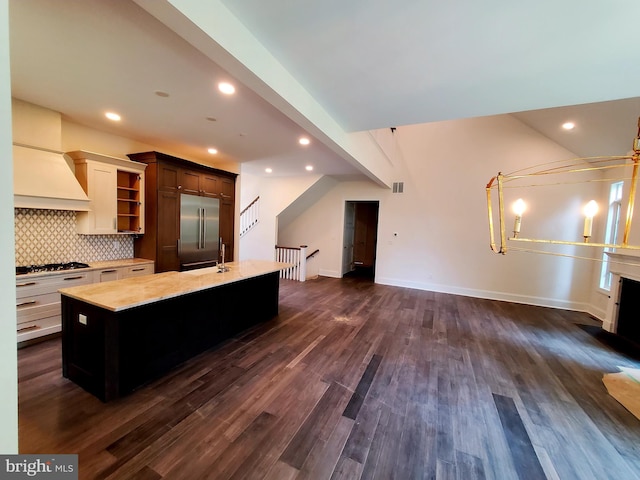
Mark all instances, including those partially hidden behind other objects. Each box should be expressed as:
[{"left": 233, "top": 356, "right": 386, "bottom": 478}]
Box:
[{"left": 18, "top": 276, "right": 640, "bottom": 479}]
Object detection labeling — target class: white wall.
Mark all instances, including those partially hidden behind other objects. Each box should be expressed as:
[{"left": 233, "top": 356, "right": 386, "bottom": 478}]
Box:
[
  {"left": 279, "top": 114, "right": 606, "bottom": 311},
  {"left": 1, "top": 0, "right": 19, "bottom": 453},
  {"left": 239, "top": 171, "right": 324, "bottom": 260},
  {"left": 61, "top": 119, "right": 239, "bottom": 174}
]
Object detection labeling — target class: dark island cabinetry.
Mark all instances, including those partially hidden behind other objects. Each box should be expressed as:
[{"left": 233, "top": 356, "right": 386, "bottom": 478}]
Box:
[
  {"left": 61, "top": 268, "right": 281, "bottom": 402},
  {"left": 127, "top": 151, "right": 237, "bottom": 272}
]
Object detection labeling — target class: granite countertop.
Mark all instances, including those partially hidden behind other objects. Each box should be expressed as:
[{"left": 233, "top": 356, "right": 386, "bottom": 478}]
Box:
[{"left": 58, "top": 260, "right": 292, "bottom": 312}]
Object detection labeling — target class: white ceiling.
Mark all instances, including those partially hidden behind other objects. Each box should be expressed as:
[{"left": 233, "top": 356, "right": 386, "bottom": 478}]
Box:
[
  {"left": 220, "top": 0, "right": 640, "bottom": 132},
  {"left": 8, "top": 0, "right": 360, "bottom": 178},
  {"left": 9, "top": 0, "right": 640, "bottom": 179}
]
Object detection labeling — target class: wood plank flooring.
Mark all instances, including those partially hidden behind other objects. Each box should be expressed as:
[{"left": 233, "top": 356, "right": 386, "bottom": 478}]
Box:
[{"left": 18, "top": 276, "right": 640, "bottom": 479}]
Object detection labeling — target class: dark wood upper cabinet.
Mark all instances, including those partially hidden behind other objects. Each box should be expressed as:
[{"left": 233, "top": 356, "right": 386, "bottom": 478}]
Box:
[
  {"left": 158, "top": 163, "right": 179, "bottom": 192},
  {"left": 179, "top": 169, "right": 201, "bottom": 195},
  {"left": 220, "top": 176, "right": 235, "bottom": 200},
  {"left": 201, "top": 174, "right": 219, "bottom": 198},
  {"left": 127, "top": 151, "right": 237, "bottom": 272}
]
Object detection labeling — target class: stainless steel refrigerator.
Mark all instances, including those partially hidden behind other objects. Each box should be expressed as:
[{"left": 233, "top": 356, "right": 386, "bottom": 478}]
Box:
[{"left": 179, "top": 193, "right": 220, "bottom": 270}]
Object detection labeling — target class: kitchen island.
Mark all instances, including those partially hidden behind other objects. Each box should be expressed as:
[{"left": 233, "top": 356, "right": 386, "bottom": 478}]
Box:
[{"left": 59, "top": 260, "right": 290, "bottom": 401}]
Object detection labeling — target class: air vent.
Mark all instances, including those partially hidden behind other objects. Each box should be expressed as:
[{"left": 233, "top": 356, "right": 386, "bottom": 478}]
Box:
[{"left": 392, "top": 182, "right": 404, "bottom": 193}]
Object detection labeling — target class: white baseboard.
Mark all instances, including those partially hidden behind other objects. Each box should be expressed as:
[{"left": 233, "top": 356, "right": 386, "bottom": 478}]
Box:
[
  {"left": 374, "top": 276, "right": 593, "bottom": 313},
  {"left": 319, "top": 269, "right": 341, "bottom": 278},
  {"left": 585, "top": 305, "right": 606, "bottom": 322},
  {"left": 314, "top": 273, "right": 605, "bottom": 318}
]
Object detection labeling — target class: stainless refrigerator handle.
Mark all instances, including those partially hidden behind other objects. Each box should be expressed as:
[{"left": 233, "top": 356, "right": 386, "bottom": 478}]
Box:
[
  {"left": 202, "top": 208, "right": 206, "bottom": 248},
  {"left": 197, "top": 208, "right": 202, "bottom": 249}
]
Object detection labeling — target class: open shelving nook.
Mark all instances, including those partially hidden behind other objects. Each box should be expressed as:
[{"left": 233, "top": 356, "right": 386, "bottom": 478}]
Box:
[
  {"left": 68, "top": 150, "right": 146, "bottom": 235},
  {"left": 117, "top": 170, "right": 142, "bottom": 233}
]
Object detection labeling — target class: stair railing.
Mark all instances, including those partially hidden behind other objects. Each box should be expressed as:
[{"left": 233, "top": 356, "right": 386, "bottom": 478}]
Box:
[
  {"left": 240, "top": 196, "right": 260, "bottom": 237},
  {"left": 275, "top": 245, "right": 309, "bottom": 281}
]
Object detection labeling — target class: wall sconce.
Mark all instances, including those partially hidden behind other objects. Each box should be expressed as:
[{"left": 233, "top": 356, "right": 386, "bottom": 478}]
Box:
[{"left": 583, "top": 200, "right": 598, "bottom": 242}]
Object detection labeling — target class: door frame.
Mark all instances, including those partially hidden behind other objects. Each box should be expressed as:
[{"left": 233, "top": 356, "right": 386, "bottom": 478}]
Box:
[{"left": 341, "top": 200, "right": 380, "bottom": 279}]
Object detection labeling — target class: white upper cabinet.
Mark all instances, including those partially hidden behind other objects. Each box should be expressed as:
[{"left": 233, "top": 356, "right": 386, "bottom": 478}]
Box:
[{"left": 67, "top": 151, "right": 146, "bottom": 235}]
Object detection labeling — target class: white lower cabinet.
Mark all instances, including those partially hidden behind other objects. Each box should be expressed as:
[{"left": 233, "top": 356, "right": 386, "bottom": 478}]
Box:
[
  {"left": 121, "top": 263, "right": 154, "bottom": 278},
  {"left": 16, "top": 261, "right": 154, "bottom": 343},
  {"left": 96, "top": 268, "right": 119, "bottom": 282},
  {"left": 95, "top": 263, "right": 154, "bottom": 282},
  {"left": 16, "top": 271, "right": 93, "bottom": 343}
]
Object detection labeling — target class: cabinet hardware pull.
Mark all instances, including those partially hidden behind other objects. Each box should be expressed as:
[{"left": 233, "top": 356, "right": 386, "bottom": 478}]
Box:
[
  {"left": 18, "top": 325, "right": 40, "bottom": 333},
  {"left": 63, "top": 276, "right": 84, "bottom": 281},
  {"left": 17, "top": 282, "right": 37, "bottom": 287},
  {"left": 101, "top": 269, "right": 117, "bottom": 273},
  {"left": 17, "top": 325, "right": 40, "bottom": 333},
  {"left": 131, "top": 268, "right": 145, "bottom": 272},
  {"left": 16, "top": 300, "right": 37, "bottom": 307}
]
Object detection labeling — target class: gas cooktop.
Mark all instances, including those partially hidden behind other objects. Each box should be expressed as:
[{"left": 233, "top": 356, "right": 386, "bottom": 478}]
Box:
[{"left": 16, "top": 262, "right": 91, "bottom": 275}]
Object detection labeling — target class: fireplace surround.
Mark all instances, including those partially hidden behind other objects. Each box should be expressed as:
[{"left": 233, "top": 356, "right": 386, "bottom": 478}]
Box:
[{"left": 604, "top": 253, "right": 640, "bottom": 342}]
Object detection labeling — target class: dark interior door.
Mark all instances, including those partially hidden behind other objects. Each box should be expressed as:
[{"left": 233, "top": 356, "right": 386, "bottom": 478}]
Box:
[{"left": 352, "top": 202, "right": 379, "bottom": 269}]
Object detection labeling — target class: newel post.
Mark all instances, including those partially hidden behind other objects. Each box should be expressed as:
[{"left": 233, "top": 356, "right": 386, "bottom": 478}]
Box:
[{"left": 299, "top": 245, "right": 307, "bottom": 282}]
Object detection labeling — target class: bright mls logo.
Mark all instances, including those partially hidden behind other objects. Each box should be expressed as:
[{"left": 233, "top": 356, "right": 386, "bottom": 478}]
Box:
[{"left": 0, "top": 455, "right": 77, "bottom": 479}]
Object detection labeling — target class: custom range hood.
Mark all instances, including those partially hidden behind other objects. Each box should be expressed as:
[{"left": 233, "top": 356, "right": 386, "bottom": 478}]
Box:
[{"left": 13, "top": 144, "right": 90, "bottom": 211}]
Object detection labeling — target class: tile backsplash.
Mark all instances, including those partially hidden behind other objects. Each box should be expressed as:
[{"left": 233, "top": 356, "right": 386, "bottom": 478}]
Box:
[{"left": 15, "top": 208, "right": 134, "bottom": 265}]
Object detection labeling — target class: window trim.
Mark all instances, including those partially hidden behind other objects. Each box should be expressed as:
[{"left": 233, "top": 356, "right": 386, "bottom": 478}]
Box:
[{"left": 599, "top": 181, "right": 624, "bottom": 291}]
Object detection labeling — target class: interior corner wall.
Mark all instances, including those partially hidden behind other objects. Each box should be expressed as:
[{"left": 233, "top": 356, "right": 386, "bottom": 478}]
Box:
[
  {"left": 238, "top": 170, "right": 323, "bottom": 261},
  {"left": 1, "top": 0, "right": 19, "bottom": 453},
  {"left": 279, "top": 114, "right": 603, "bottom": 312}
]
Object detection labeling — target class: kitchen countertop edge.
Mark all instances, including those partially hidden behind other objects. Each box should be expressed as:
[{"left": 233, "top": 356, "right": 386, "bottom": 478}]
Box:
[
  {"left": 15, "top": 258, "right": 154, "bottom": 280},
  {"left": 58, "top": 260, "right": 292, "bottom": 312}
]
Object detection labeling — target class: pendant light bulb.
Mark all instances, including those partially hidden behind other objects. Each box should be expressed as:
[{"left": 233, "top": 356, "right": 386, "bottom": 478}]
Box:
[{"left": 513, "top": 198, "right": 526, "bottom": 216}]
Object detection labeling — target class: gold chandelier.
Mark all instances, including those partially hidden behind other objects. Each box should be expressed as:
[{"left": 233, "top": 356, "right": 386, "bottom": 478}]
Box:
[{"left": 486, "top": 119, "right": 640, "bottom": 255}]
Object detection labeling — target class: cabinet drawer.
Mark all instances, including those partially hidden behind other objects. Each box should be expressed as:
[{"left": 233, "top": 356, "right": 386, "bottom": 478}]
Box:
[
  {"left": 97, "top": 269, "right": 119, "bottom": 282},
  {"left": 16, "top": 293, "right": 60, "bottom": 323},
  {"left": 17, "top": 315, "right": 61, "bottom": 343},
  {"left": 121, "top": 264, "right": 154, "bottom": 278},
  {"left": 16, "top": 272, "right": 94, "bottom": 298}
]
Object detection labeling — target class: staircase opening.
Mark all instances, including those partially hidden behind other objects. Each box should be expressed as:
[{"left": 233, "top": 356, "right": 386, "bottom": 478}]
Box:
[{"left": 342, "top": 201, "right": 379, "bottom": 280}]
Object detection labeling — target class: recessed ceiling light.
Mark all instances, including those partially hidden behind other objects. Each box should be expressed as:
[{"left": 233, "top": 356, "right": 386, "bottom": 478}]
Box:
[
  {"left": 105, "top": 112, "right": 121, "bottom": 121},
  {"left": 299, "top": 137, "right": 310, "bottom": 146},
  {"left": 154, "top": 90, "right": 170, "bottom": 97},
  {"left": 305, "top": 165, "right": 314, "bottom": 171},
  {"left": 218, "top": 82, "right": 235, "bottom": 95},
  {"left": 207, "top": 148, "right": 218, "bottom": 155},
  {"left": 562, "top": 122, "right": 575, "bottom": 130},
  {"left": 265, "top": 168, "right": 273, "bottom": 173}
]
